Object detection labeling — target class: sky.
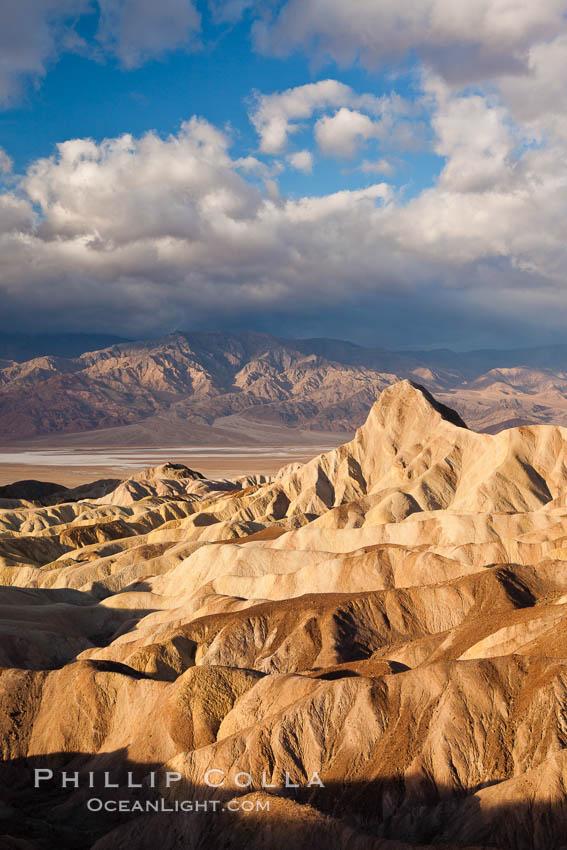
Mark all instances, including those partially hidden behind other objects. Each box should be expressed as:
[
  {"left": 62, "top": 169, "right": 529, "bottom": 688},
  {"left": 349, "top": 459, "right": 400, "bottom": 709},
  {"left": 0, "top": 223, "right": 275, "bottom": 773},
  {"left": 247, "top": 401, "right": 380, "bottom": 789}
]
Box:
[{"left": 1, "top": 1, "right": 567, "bottom": 349}]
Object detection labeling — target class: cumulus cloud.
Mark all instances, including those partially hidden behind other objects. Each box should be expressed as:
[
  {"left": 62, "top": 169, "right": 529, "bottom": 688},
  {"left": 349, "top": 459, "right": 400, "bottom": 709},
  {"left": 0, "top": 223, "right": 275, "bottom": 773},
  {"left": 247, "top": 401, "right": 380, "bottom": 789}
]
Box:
[
  {"left": 249, "top": 79, "right": 414, "bottom": 160},
  {"left": 0, "top": 117, "right": 408, "bottom": 336},
  {"left": 384, "top": 82, "right": 567, "bottom": 285},
  {"left": 431, "top": 91, "right": 516, "bottom": 194},
  {"left": 2, "top": 104, "right": 567, "bottom": 344},
  {"left": 249, "top": 79, "right": 356, "bottom": 154},
  {"left": 315, "top": 108, "right": 384, "bottom": 158},
  {"left": 22, "top": 118, "right": 259, "bottom": 244},
  {"left": 287, "top": 149, "right": 313, "bottom": 173}
]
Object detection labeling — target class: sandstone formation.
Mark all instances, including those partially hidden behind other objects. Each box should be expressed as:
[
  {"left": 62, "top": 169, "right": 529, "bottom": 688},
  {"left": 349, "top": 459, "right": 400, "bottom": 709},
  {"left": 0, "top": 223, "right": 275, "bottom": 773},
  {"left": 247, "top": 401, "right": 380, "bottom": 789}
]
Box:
[{"left": 1, "top": 381, "right": 567, "bottom": 847}]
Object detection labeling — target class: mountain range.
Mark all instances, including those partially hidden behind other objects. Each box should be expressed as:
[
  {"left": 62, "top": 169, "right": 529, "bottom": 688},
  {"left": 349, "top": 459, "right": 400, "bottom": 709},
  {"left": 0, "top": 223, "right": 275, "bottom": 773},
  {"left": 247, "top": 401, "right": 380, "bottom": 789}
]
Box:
[{"left": 2, "top": 330, "right": 567, "bottom": 443}]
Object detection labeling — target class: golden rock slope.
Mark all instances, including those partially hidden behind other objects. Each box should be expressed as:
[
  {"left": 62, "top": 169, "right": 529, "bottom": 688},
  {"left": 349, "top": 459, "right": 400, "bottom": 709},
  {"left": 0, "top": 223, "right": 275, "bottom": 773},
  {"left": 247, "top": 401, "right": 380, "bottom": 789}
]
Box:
[{"left": 3, "top": 381, "right": 567, "bottom": 848}]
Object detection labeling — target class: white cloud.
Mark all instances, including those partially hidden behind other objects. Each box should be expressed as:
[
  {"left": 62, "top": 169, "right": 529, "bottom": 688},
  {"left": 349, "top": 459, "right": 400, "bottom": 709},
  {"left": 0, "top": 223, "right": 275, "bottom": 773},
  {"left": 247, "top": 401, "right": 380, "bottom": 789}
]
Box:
[
  {"left": 280, "top": 183, "right": 391, "bottom": 223},
  {"left": 23, "top": 118, "right": 259, "bottom": 244},
  {"left": 287, "top": 150, "right": 313, "bottom": 173},
  {"left": 2, "top": 103, "right": 567, "bottom": 340},
  {"left": 96, "top": 0, "right": 201, "bottom": 68},
  {"left": 315, "top": 108, "right": 381, "bottom": 158},
  {"left": 497, "top": 33, "right": 567, "bottom": 142},
  {"left": 249, "top": 79, "right": 415, "bottom": 163},
  {"left": 358, "top": 158, "right": 394, "bottom": 175},
  {"left": 252, "top": 0, "right": 567, "bottom": 85},
  {"left": 0, "top": 193, "right": 34, "bottom": 233},
  {"left": 431, "top": 91, "right": 516, "bottom": 194},
  {"left": 249, "top": 79, "right": 356, "bottom": 154},
  {"left": 248, "top": 0, "right": 567, "bottom": 192},
  {"left": 0, "top": 0, "right": 201, "bottom": 102},
  {"left": 385, "top": 82, "right": 567, "bottom": 282},
  {"left": 0, "top": 148, "right": 13, "bottom": 174},
  {"left": 0, "top": 118, "right": 405, "bottom": 334},
  {"left": 0, "top": 0, "right": 90, "bottom": 104}
]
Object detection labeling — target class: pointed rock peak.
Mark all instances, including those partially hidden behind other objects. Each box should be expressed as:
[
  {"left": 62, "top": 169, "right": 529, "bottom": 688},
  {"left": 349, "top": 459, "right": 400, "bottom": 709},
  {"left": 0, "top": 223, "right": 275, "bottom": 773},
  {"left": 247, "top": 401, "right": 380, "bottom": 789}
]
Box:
[
  {"left": 406, "top": 380, "right": 468, "bottom": 428},
  {"left": 368, "top": 379, "right": 468, "bottom": 431},
  {"left": 131, "top": 463, "right": 205, "bottom": 482}
]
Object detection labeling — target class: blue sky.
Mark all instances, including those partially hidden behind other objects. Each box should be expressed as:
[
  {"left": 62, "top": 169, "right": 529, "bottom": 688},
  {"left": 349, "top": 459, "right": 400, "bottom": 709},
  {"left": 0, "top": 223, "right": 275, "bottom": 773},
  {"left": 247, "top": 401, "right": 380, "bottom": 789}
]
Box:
[{"left": 0, "top": 1, "right": 566, "bottom": 349}]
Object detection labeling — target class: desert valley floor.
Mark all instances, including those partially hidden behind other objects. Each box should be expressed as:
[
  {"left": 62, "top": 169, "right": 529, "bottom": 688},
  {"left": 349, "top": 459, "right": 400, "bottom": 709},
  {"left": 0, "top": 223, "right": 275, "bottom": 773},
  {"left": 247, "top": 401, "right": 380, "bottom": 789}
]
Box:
[
  {"left": 0, "top": 444, "right": 343, "bottom": 489},
  {"left": 2, "top": 381, "right": 567, "bottom": 849}
]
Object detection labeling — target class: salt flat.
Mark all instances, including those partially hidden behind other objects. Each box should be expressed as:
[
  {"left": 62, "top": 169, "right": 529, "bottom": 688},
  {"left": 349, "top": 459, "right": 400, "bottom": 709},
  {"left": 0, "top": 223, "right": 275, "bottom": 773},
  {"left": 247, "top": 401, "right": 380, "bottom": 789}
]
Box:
[{"left": 0, "top": 444, "right": 340, "bottom": 487}]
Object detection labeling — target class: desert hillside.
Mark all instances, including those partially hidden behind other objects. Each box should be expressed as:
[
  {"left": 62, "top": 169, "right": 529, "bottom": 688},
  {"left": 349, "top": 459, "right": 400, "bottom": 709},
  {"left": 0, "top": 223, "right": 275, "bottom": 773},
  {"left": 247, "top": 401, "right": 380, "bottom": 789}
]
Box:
[
  {"left": 3, "top": 332, "right": 567, "bottom": 443},
  {"left": 2, "top": 381, "right": 567, "bottom": 848}
]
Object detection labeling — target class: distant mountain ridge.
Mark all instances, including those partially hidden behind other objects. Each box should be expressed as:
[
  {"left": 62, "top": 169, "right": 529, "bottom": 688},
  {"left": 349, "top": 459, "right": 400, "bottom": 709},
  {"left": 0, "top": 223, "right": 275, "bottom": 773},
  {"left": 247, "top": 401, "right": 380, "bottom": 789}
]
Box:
[{"left": 1, "top": 329, "right": 567, "bottom": 442}]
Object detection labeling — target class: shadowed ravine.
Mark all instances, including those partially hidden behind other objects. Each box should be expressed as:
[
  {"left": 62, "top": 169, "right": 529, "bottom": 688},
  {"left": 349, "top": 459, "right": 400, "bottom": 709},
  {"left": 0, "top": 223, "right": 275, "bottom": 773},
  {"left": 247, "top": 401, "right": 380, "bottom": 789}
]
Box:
[{"left": 3, "top": 381, "right": 567, "bottom": 848}]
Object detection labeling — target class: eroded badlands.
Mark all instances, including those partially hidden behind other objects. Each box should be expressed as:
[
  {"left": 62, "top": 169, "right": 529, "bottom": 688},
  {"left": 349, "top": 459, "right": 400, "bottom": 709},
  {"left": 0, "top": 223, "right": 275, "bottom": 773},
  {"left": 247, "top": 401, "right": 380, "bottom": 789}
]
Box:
[{"left": 2, "top": 381, "right": 567, "bottom": 849}]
